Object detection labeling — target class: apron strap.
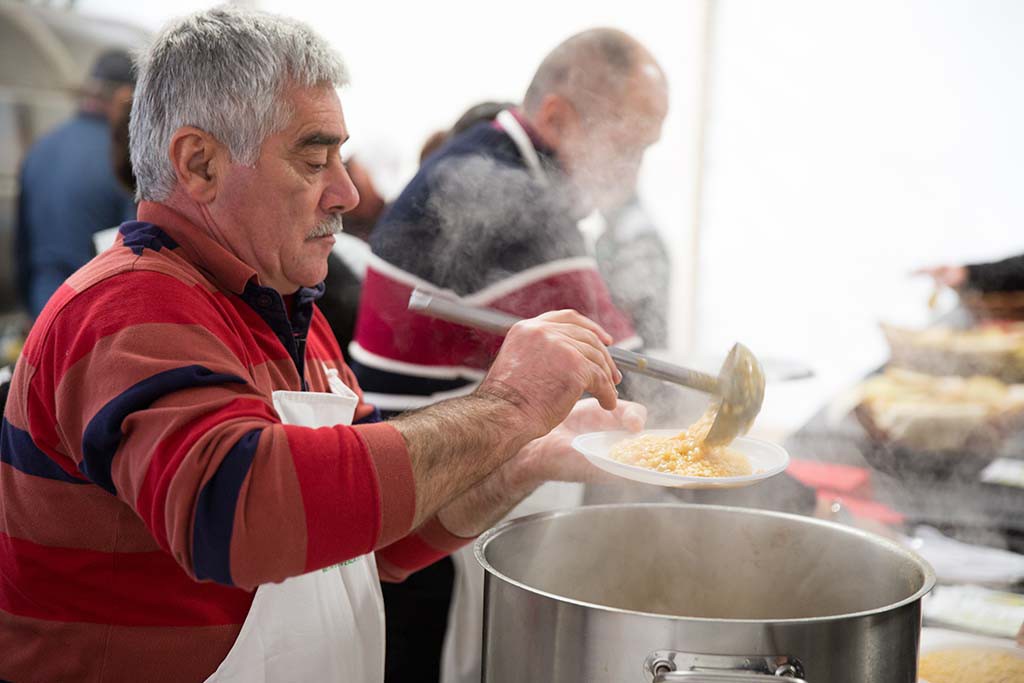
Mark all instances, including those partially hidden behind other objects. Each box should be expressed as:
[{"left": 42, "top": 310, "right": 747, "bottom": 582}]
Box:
[{"left": 495, "top": 110, "right": 549, "bottom": 186}]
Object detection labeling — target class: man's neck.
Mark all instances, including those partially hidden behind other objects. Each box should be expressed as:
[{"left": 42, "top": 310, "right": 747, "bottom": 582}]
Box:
[
  {"left": 160, "top": 193, "right": 210, "bottom": 235},
  {"left": 158, "top": 194, "right": 302, "bottom": 296}
]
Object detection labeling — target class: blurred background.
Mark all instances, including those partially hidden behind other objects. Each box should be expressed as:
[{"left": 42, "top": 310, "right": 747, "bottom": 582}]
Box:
[{"left": 4, "top": 0, "right": 1023, "bottom": 438}]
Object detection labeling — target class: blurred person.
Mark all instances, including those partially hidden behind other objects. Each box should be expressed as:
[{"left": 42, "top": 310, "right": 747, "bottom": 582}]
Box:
[
  {"left": 419, "top": 130, "right": 449, "bottom": 165},
  {"left": 918, "top": 253, "right": 1024, "bottom": 293},
  {"left": 450, "top": 101, "right": 514, "bottom": 136},
  {"left": 15, "top": 49, "right": 138, "bottom": 318},
  {"left": 355, "top": 28, "right": 666, "bottom": 414},
  {"left": 0, "top": 8, "right": 645, "bottom": 682},
  {"left": 110, "top": 94, "right": 136, "bottom": 193},
  {"left": 351, "top": 29, "right": 668, "bottom": 683},
  {"left": 419, "top": 101, "right": 515, "bottom": 165},
  {"left": 596, "top": 192, "right": 670, "bottom": 348}
]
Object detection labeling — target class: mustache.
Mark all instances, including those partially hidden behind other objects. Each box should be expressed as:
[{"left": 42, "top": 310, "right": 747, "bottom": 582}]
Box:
[{"left": 306, "top": 214, "right": 345, "bottom": 239}]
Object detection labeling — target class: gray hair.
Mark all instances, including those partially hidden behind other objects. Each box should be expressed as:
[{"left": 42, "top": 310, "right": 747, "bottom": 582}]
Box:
[{"left": 130, "top": 6, "right": 349, "bottom": 201}]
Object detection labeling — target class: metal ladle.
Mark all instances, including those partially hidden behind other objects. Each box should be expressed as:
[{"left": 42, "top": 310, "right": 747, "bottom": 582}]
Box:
[{"left": 407, "top": 289, "right": 766, "bottom": 445}]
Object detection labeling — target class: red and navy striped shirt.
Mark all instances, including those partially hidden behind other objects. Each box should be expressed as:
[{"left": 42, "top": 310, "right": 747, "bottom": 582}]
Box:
[{"left": 0, "top": 202, "right": 467, "bottom": 682}]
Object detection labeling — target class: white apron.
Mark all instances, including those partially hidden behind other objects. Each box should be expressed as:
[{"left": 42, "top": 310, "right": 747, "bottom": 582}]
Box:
[{"left": 207, "top": 376, "right": 386, "bottom": 683}]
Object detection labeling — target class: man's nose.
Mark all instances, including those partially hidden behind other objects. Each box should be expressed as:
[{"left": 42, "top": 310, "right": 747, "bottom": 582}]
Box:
[{"left": 321, "top": 159, "right": 360, "bottom": 214}]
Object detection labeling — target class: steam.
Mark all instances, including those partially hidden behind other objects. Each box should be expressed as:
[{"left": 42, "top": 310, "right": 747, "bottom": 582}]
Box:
[{"left": 419, "top": 153, "right": 583, "bottom": 296}]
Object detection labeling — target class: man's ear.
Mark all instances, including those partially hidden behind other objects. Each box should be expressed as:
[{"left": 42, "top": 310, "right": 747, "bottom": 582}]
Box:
[
  {"left": 168, "top": 126, "right": 225, "bottom": 203},
  {"left": 529, "top": 93, "right": 577, "bottom": 152}
]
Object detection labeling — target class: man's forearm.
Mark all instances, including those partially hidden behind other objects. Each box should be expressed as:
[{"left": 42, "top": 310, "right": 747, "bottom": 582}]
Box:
[
  {"left": 389, "top": 391, "right": 540, "bottom": 529},
  {"left": 435, "top": 454, "right": 539, "bottom": 538}
]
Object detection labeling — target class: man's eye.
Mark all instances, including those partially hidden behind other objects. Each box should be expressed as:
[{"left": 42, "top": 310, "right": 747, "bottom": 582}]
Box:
[{"left": 307, "top": 162, "right": 328, "bottom": 172}]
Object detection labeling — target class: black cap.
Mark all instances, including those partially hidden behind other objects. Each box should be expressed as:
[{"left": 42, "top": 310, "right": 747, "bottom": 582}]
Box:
[{"left": 90, "top": 49, "right": 136, "bottom": 86}]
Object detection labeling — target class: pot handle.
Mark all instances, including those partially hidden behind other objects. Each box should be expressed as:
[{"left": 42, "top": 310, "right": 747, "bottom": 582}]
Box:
[
  {"left": 654, "top": 673, "right": 808, "bottom": 683},
  {"left": 646, "top": 652, "right": 807, "bottom": 683}
]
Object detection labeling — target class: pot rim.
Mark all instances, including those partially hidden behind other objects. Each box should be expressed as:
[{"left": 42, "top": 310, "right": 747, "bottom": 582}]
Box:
[{"left": 474, "top": 502, "right": 937, "bottom": 625}]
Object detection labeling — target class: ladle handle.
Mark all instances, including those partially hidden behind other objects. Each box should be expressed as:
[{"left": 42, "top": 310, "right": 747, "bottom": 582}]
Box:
[
  {"left": 407, "top": 289, "right": 720, "bottom": 396},
  {"left": 609, "top": 347, "right": 719, "bottom": 395},
  {"left": 408, "top": 289, "right": 518, "bottom": 335}
]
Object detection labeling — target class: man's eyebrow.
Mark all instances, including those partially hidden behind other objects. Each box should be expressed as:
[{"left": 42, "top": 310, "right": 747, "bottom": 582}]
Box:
[{"left": 295, "top": 131, "right": 344, "bottom": 149}]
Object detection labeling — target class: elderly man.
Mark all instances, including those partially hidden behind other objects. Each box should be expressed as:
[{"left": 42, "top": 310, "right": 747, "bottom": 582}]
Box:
[
  {"left": 0, "top": 8, "right": 643, "bottom": 682},
  {"left": 350, "top": 29, "right": 669, "bottom": 682}
]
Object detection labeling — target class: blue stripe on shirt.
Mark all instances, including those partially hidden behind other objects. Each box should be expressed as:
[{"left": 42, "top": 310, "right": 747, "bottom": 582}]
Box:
[
  {"left": 192, "top": 428, "right": 262, "bottom": 586},
  {"left": 80, "top": 365, "right": 246, "bottom": 495},
  {"left": 0, "top": 417, "right": 90, "bottom": 484},
  {"left": 118, "top": 221, "right": 179, "bottom": 256}
]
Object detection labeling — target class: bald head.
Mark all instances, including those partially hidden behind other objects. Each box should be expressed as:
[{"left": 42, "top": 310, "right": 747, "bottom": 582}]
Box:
[
  {"left": 521, "top": 29, "right": 668, "bottom": 212},
  {"left": 524, "top": 28, "right": 663, "bottom": 119}
]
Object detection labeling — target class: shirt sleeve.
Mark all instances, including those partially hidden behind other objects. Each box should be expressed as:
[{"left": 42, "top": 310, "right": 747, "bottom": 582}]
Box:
[
  {"left": 375, "top": 516, "right": 475, "bottom": 583},
  {"left": 966, "top": 254, "right": 1024, "bottom": 293},
  {"left": 32, "top": 272, "right": 414, "bottom": 590}
]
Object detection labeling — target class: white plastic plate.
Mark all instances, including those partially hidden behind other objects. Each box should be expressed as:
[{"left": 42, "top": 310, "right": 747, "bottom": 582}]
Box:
[{"left": 571, "top": 429, "right": 790, "bottom": 489}]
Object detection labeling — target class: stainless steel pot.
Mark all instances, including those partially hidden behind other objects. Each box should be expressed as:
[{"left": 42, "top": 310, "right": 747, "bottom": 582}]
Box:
[{"left": 475, "top": 503, "right": 935, "bottom": 682}]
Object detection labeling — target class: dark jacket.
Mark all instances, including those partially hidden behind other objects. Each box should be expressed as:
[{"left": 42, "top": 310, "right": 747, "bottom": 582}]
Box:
[{"left": 966, "top": 253, "right": 1024, "bottom": 293}]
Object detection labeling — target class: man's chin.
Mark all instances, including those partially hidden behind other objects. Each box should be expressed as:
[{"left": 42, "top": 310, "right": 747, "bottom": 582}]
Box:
[{"left": 292, "top": 253, "right": 332, "bottom": 289}]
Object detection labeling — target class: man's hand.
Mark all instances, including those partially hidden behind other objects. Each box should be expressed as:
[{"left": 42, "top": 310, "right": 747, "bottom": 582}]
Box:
[
  {"left": 506, "top": 398, "right": 647, "bottom": 488},
  {"left": 436, "top": 398, "right": 647, "bottom": 538},
  {"left": 391, "top": 310, "right": 624, "bottom": 529},
  {"left": 477, "top": 310, "right": 622, "bottom": 440},
  {"left": 914, "top": 264, "right": 968, "bottom": 289}
]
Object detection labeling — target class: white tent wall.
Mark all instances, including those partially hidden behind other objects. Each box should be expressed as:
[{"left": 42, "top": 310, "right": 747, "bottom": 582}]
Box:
[{"left": 697, "top": 0, "right": 1024, "bottom": 433}]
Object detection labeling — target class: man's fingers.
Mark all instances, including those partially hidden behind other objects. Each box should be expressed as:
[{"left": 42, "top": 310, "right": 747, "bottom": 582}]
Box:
[
  {"left": 569, "top": 398, "right": 646, "bottom": 431},
  {"left": 538, "top": 309, "right": 615, "bottom": 346},
  {"left": 619, "top": 402, "right": 647, "bottom": 432},
  {"left": 555, "top": 324, "right": 620, "bottom": 385},
  {"left": 586, "top": 361, "right": 619, "bottom": 411},
  {"left": 567, "top": 338, "right": 618, "bottom": 388}
]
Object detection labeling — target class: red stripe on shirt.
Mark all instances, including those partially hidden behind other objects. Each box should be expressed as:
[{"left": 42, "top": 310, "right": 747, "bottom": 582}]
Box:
[
  {"left": 0, "top": 532, "right": 252, "bottom": 626},
  {"left": 376, "top": 517, "right": 474, "bottom": 583},
  {"left": 41, "top": 273, "right": 255, "bottom": 384},
  {"left": 0, "top": 609, "right": 239, "bottom": 683},
  {"left": 284, "top": 424, "right": 381, "bottom": 572}
]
